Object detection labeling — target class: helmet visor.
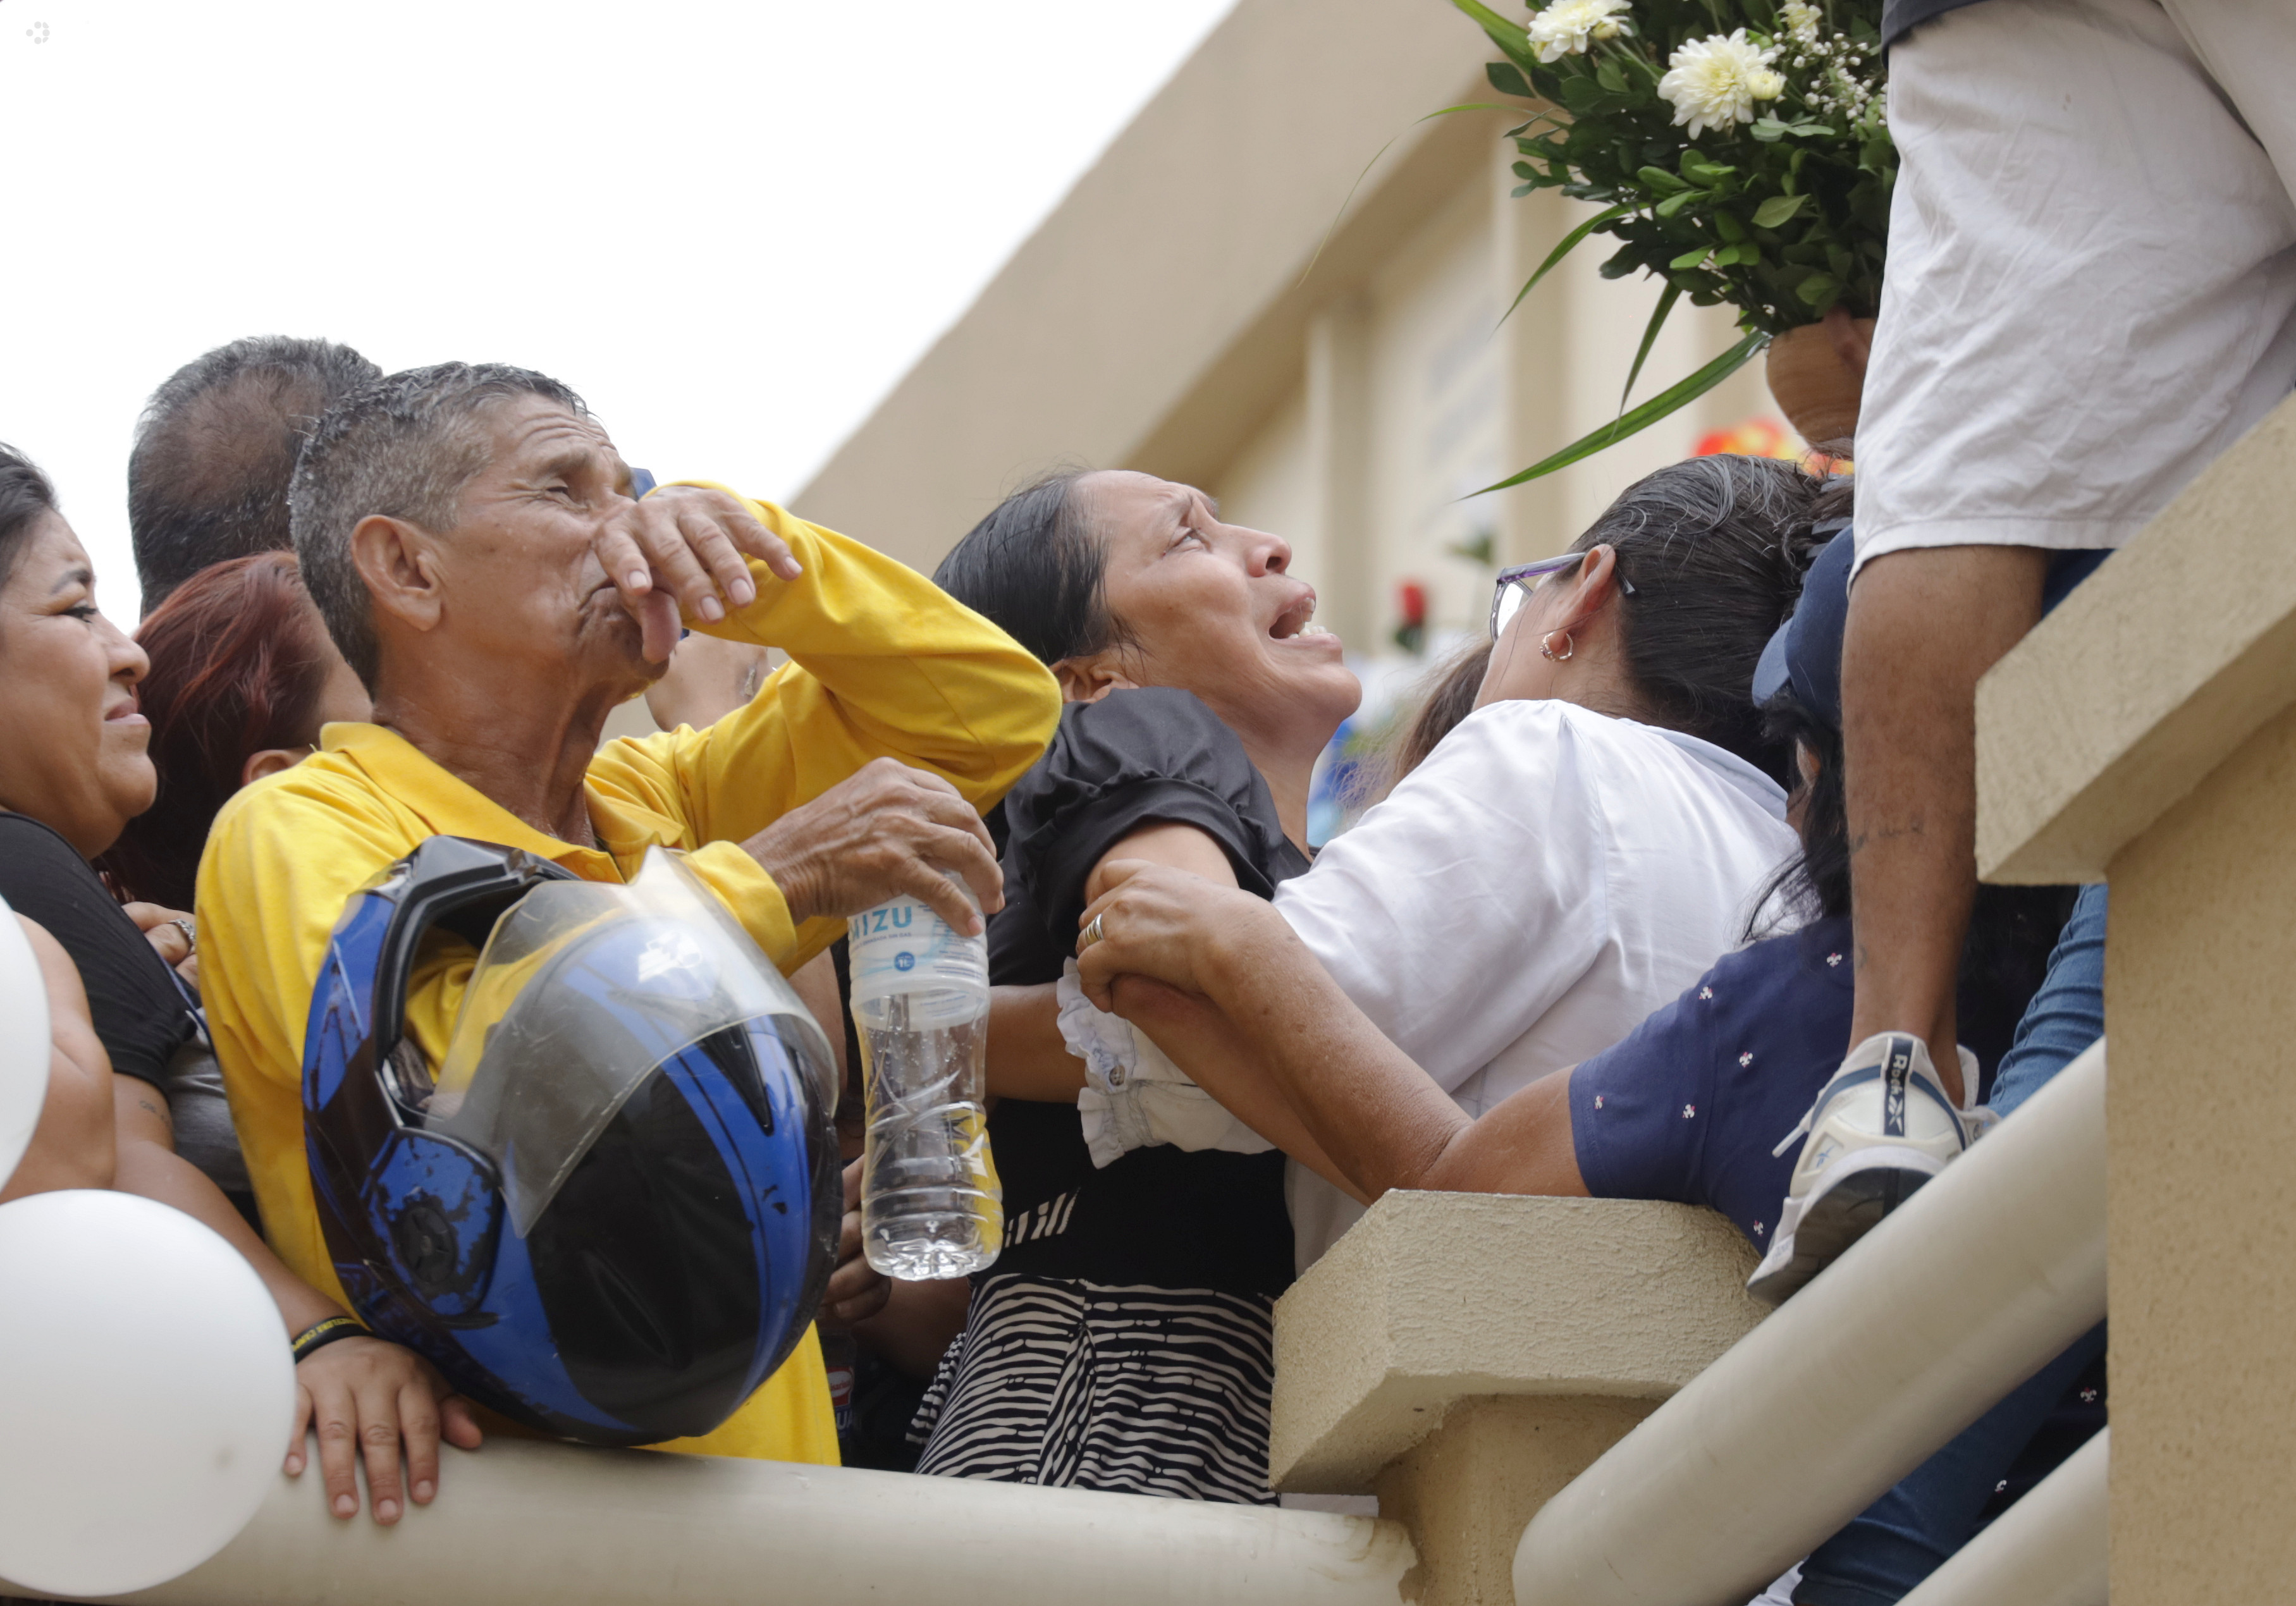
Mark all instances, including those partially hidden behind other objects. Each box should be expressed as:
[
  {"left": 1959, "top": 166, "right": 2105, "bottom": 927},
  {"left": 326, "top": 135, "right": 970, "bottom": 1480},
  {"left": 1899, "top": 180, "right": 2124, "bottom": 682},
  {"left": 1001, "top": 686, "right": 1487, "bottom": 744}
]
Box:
[{"left": 429, "top": 847, "right": 830, "bottom": 1237}]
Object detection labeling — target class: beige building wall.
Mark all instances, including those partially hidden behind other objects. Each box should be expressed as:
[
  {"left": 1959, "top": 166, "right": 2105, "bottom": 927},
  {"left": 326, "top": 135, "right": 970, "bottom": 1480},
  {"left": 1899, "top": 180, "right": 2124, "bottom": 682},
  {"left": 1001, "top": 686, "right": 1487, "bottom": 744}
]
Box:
[
  {"left": 1975, "top": 395, "right": 2296, "bottom": 1602},
  {"left": 792, "top": 0, "right": 1784, "bottom": 658}
]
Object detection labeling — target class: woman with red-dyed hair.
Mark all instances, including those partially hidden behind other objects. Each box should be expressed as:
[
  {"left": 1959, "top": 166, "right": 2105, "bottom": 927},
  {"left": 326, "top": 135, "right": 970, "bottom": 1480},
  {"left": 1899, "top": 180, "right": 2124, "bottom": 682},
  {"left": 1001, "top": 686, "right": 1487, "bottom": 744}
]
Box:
[
  {"left": 102, "top": 552, "right": 369, "bottom": 914},
  {"left": 96, "top": 550, "right": 367, "bottom": 1231}
]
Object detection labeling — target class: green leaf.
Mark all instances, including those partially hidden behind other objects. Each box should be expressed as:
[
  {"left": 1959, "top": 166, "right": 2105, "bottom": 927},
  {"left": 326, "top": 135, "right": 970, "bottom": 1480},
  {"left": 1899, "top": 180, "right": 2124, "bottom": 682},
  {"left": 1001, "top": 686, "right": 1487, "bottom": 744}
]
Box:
[
  {"left": 1486, "top": 61, "right": 1532, "bottom": 98},
  {"left": 1669, "top": 245, "right": 1712, "bottom": 270},
  {"left": 1712, "top": 209, "right": 1747, "bottom": 243},
  {"left": 1795, "top": 272, "right": 1841, "bottom": 306},
  {"left": 1471, "top": 332, "right": 1771, "bottom": 493},
  {"left": 1597, "top": 243, "right": 1643, "bottom": 279},
  {"left": 1750, "top": 116, "right": 1790, "bottom": 143},
  {"left": 1446, "top": 0, "right": 1540, "bottom": 73},
  {"left": 1655, "top": 189, "right": 1701, "bottom": 218},
  {"left": 1497, "top": 202, "right": 1635, "bottom": 326},
  {"left": 1637, "top": 165, "right": 1690, "bottom": 195},
  {"left": 1595, "top": 58, "right": 1628, "bottom": 94},
  {"left": 1619, "top": 282, "right": 1683, "bottom": 411},
  {"left": 1559, "top": 76, "right": 1614, "bottom": 113},
  {"left": 1752, "top": 193, "right": 1810, "bottom": 229}
]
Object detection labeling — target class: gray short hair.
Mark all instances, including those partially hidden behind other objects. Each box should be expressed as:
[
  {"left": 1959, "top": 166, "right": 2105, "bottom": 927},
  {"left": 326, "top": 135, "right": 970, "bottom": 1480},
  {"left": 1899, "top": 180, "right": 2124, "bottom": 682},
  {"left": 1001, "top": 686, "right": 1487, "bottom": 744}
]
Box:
[
  {"left": 290, "top": 363, "right": 587, "bottom": 690},
  {"left": 129, "top": 336, "right": 382, "bottom": 608}
]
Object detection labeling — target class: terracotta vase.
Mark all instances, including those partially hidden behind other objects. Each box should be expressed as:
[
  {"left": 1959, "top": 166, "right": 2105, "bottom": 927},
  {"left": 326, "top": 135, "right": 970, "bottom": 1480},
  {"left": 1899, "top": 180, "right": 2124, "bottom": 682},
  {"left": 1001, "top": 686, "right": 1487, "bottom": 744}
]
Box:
[{"left": 1766, "top": 316, "right": 1875, "bottom": 452}]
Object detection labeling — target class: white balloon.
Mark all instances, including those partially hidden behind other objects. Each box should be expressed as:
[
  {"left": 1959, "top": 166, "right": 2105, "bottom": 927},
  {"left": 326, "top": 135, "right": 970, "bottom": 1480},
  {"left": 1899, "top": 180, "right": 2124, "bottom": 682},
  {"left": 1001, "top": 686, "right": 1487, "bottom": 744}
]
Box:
[
  {"left": 0, "top": 1190, "right": 295, "bottom": 1597},
  {"left": 0, "top": 900, "right": 52, "bottom": 1192}
]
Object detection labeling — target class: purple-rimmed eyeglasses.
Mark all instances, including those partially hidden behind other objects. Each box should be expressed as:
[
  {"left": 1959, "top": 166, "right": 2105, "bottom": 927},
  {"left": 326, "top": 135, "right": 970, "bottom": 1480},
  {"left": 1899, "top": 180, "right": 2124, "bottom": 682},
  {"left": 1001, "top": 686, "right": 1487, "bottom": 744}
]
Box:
[{"left": 1489, "top": 548, "right": 1635, "bottom": 638}]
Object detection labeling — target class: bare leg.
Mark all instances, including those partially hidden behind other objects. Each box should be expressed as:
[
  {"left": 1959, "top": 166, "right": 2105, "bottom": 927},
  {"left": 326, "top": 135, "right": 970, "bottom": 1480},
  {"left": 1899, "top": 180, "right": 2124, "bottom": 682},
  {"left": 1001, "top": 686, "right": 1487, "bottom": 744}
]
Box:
[{"left": 1842, "top": 544, "right": 2048, "bottom": 1101}]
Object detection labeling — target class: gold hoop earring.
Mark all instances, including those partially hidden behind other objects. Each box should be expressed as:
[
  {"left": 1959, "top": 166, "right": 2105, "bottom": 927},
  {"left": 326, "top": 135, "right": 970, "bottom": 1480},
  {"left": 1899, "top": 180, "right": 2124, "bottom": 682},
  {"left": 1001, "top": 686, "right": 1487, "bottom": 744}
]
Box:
[{"left": 1540, "top": 630, "right": 1575, "bottom": 662}]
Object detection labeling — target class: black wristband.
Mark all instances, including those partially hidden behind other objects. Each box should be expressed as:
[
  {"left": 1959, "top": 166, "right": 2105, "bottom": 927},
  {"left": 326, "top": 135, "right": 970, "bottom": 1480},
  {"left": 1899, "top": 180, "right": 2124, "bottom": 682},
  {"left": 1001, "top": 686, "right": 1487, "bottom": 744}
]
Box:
[{"left": 292, "top": 1315, "right": 372, "bottom": 1363}]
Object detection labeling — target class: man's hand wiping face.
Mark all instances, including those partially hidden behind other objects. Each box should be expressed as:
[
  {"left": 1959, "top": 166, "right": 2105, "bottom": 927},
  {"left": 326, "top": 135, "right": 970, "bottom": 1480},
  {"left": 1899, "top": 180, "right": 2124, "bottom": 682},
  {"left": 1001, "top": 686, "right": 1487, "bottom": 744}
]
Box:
[{"left": 594, "top": 484, "right": 805, "bottom": 664}]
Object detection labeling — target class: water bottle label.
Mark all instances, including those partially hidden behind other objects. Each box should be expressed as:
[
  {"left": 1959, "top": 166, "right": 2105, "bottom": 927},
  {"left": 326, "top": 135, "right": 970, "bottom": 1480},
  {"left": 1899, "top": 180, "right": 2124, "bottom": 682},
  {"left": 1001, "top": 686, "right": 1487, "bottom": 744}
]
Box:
[{"left": 847, "top": 897, "right": 987, "bottom": 1007}]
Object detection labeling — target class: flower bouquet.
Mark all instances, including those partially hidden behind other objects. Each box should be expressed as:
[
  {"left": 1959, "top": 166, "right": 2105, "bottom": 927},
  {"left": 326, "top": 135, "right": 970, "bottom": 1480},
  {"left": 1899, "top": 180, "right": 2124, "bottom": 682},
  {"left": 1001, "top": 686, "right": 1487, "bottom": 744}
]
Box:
[{"left": 1451, "top": 0, "right": 1891, "bottom": 482}]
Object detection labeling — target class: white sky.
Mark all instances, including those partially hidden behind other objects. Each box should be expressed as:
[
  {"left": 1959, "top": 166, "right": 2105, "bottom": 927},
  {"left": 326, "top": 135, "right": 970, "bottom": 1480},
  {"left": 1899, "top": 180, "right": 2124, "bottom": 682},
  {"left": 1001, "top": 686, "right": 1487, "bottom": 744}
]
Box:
[{"left": 0, "top": 0, "right": 1237, "bottom": 617}]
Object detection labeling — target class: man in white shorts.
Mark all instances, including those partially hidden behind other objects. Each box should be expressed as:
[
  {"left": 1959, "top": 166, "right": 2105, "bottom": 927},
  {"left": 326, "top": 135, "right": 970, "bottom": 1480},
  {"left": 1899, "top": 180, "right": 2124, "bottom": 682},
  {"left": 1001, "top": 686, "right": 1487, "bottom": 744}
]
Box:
[{"left": 1760, "top": 0, "right": 2296, "bottom": 1297}]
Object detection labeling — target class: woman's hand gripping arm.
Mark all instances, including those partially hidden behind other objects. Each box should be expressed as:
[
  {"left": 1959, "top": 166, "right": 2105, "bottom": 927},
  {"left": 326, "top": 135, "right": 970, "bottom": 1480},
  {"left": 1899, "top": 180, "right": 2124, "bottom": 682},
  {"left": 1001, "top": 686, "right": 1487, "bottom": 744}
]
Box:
[
  {"left": 1076, "top": 862, "right": 1588, "bottom": 1203},
  {"left": 983, "top": 822, "right": 1238, "bottom": 1103},
  {"left": 1069, "top": 849, "right": 1354, "bottom": 1196}
]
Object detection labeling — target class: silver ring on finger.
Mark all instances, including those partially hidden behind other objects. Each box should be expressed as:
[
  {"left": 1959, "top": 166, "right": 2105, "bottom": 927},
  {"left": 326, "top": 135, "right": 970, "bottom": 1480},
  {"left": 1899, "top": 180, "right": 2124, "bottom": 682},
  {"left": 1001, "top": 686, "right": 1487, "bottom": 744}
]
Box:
[
  {"left": 168, "top": 917, "right": 197, "bottom": 954},
  {"left": 1078, "top": 914, "right": 1105, "bottom": 952}
]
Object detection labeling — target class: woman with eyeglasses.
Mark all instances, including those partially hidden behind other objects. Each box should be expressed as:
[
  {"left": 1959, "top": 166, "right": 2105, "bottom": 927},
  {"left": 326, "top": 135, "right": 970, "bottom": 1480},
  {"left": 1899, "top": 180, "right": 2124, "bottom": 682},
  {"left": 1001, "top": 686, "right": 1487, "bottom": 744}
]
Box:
[{"left": 1113, "top": 452, "right": 1829, "bottom": 1265}]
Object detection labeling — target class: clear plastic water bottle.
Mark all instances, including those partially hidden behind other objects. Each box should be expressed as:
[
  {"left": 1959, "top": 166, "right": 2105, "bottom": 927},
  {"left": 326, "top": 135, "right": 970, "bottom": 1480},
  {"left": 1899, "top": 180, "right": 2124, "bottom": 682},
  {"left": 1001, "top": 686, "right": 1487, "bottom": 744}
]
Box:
[{"left": 847, "top": 892, "right": 1002, "bottom": 1278}]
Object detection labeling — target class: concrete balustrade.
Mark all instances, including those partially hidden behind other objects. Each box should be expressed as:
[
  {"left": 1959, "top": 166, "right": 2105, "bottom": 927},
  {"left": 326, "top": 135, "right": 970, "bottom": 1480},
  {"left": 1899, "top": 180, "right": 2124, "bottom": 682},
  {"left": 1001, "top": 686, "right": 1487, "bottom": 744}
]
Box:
[
  {"left": 57, "top": 1437, "right": 1415, "bottom": 1606},
  {"left": 1509, "top": 1042, "right": 2106, "bottom": 1606},
  {"left": 1977, "top": 391, "right": 2296, "bottom": 1602},
  {"left": 1269, "top": 1191, "right": 1769, "bottom": 1605}
]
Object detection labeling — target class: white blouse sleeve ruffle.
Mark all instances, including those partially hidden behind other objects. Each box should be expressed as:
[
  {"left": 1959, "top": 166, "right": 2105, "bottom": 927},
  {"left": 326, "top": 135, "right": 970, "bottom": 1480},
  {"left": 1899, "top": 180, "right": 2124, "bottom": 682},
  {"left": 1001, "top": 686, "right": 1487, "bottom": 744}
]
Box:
[{"left": 1054, "top": 960, "right": 1274, "bottom": 1168}]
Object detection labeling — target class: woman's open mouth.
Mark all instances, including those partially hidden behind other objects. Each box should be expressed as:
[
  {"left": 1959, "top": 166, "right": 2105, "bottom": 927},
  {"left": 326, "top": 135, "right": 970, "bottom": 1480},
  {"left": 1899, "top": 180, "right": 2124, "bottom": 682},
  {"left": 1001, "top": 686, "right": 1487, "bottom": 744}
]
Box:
[{"left": 1270, "top": 594, "right": 1338, "bottom": 646}]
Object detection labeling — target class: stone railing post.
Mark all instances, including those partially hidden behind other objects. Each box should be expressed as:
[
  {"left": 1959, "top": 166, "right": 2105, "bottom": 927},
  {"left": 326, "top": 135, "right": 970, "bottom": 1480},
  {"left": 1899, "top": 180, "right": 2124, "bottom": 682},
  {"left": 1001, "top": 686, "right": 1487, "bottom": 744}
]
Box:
[
  {"left": 1976, "top": 391, "right": 2296, "bottom": 1601},
  {"left": 1270, "top": 1191, "right": 1767, "bottom": 1605}
]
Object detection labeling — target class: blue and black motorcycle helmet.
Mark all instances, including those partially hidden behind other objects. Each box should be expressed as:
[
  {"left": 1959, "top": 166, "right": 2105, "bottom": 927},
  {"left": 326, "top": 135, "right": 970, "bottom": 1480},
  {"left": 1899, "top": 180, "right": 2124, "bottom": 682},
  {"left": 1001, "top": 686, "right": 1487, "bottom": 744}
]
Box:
[{"left": 301, "top": 835, "right": 841, "bottom": 1446}]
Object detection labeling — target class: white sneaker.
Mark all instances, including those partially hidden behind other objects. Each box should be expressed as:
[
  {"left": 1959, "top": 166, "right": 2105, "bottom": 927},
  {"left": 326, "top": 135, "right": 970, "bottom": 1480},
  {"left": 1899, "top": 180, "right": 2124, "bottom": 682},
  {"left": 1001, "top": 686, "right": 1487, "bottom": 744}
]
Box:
[{"left": 1746, "top": 1032, "right": 1993, "bottom": 1306}]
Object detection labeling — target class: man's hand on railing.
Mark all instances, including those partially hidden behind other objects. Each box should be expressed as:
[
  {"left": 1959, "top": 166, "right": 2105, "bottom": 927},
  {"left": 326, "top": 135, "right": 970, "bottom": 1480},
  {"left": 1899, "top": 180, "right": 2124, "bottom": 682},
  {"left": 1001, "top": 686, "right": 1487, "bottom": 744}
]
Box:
[
  {"left": 742, "top": 759, "right": 1003, "bottom": 936},
  {"left": 286, "top": 1337, "right": 482, "bottom": 1526}
]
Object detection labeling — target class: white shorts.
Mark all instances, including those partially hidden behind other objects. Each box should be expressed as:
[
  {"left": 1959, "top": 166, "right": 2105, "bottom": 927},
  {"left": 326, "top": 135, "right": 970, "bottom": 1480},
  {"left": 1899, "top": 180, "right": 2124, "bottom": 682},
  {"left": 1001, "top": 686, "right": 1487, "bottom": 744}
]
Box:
[{"left": 1852, "top": 0, "right": 2296, "bottom": 577}]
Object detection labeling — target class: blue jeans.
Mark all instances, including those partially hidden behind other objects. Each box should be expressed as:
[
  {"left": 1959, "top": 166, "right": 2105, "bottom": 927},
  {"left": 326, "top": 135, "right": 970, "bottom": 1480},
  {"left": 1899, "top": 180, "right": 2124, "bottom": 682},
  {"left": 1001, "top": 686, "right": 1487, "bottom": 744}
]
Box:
[
  {"left": 1796, "top": 885, "right": 2108, "bottom": 1606},
  {"left": 1987, "top": 884, "right": 2108, "bottom": 1118}
]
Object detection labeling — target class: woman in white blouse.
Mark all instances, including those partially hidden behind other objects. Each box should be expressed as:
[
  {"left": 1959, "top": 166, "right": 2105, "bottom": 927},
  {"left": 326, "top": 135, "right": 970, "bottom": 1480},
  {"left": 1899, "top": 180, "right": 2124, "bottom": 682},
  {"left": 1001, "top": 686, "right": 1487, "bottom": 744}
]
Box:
[{"left": 1066, "top": 456, "right": 1843, "bottom": 1266}]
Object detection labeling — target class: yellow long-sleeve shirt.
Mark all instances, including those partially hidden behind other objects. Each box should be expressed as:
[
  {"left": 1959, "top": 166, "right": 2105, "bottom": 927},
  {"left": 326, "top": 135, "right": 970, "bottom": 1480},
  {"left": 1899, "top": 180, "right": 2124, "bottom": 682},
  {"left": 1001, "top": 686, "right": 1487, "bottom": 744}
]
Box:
[{"left": 196, "top": 491, "right": 1059, "bottom": 1462}]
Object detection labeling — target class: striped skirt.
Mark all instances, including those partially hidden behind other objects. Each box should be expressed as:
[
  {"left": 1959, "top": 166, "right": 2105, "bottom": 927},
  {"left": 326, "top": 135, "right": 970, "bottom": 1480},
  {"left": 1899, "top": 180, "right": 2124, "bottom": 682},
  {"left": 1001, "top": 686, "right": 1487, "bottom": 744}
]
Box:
[{"left": 907, "top": 1273, "right": 1278, "bottom": 1504}]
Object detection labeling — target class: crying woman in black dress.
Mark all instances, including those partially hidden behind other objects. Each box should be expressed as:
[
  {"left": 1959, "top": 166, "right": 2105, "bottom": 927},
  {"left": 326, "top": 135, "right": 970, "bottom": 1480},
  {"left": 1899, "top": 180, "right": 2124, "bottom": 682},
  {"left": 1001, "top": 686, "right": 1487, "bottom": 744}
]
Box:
[{"left": 908, "top": 470, "right": 1360, "bottom": 1502}]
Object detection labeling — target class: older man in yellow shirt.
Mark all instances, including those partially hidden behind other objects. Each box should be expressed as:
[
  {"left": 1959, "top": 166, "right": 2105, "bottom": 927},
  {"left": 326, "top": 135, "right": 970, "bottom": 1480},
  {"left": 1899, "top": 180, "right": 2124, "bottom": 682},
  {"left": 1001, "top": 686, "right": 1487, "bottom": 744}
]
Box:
[{"left": 196, "top": 364, "right": 1058, "bottom": 1511}]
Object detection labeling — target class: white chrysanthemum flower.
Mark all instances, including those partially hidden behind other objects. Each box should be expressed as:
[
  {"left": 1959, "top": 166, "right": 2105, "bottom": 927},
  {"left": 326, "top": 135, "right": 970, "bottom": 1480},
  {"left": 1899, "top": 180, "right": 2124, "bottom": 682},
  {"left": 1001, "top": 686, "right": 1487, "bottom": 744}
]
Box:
[
  {"left": 1779, "top": 0, "right": 1823, "bottom": 45},
  {"left": 1525, "top": 0, "right": 1635, "bottom": 62},
  {"left": 1658, "top": 29, "right": 1786, "bottom": 137}
]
